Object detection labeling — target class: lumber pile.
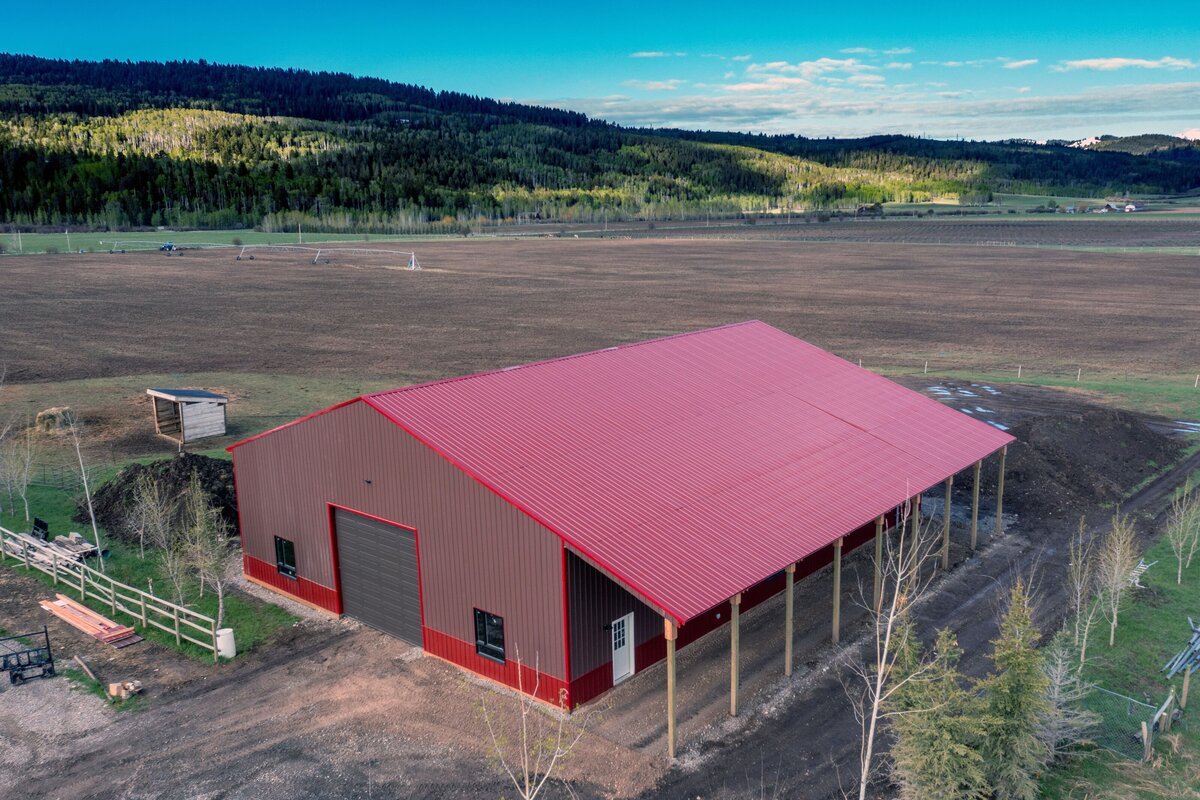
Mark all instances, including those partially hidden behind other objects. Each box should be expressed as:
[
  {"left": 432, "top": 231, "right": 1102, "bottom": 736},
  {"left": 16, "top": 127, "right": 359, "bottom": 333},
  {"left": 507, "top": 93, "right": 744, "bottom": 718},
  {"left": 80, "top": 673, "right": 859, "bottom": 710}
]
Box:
[
  {"left": 40, "top": 594, "right": 143, "bottom": 648},
  {"left": 107, "top": 680, "right": 143, "bottom": 701},
  {"left": 1163, "top": 617, "right": 1200, "bottom": 678}
]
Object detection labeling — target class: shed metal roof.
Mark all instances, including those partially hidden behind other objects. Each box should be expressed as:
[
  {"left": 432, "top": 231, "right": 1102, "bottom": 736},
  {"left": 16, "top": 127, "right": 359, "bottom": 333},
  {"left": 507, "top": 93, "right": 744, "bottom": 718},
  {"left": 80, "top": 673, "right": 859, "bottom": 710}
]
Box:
[
  {"left": 358, "top": 321, "right": 1013, "bottom": 624},
  {"left": 147, "top": 388, "right": 228, "bottom": 403}
]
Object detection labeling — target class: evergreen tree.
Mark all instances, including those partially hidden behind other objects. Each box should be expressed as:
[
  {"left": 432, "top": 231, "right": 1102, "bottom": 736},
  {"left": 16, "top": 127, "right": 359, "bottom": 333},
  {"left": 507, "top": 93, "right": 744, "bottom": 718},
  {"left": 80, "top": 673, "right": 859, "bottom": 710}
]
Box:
[
  {"left": 977, "top": 579, "right": 1050, "bottom": 800},
  {"left": 889, "top": 626, "right": 991, "bottom": 800}
]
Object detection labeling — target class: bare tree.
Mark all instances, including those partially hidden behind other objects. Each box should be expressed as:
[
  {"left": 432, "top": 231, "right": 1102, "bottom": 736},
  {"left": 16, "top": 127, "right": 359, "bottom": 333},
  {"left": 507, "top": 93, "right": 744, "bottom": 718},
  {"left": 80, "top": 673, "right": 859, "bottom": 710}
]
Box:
[
  {"left": 2, "top": 424, "right": 39, "bottom": 522},
  {"left": 1166, "top": 483, "right": 1199, "bottom": 585},
  {"left": 1036, "top": 635, "right": 1100, "bottom": 759},
  {"left": 848, "top": 500, "right": 943, "bottom": 800},
  {"left": 480, "top": 648, "right": 592, "bottom": 800},
  {"left": 1065, "top": 518, "right": 1099, "bottom": 665},
  {"left": 181, "top": 471, "right": 230, "bottom": 628},
  {"left": 1095, "top": 513, "right": 1140, "bottom": 648},
  {"left": 63, "top": 410, "right": 104, "bottom": 572},
  {"left": 128, "top": 471, "right": 176, "bottom": 560}
]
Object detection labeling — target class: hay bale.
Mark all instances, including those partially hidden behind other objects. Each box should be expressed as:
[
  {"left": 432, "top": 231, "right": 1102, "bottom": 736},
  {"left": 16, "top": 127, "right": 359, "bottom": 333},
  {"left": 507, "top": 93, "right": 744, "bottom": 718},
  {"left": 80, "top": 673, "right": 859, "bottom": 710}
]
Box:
[{"left": 36, "top": 406, "right": 73, "bottom": 432}]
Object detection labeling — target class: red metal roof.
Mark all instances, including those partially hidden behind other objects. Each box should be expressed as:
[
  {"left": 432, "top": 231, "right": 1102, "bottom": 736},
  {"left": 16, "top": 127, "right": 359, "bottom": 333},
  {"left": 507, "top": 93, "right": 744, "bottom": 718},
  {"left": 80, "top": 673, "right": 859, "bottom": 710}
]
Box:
[{"left": 356, "top": 321, "right": 1013, "bottom": 625}]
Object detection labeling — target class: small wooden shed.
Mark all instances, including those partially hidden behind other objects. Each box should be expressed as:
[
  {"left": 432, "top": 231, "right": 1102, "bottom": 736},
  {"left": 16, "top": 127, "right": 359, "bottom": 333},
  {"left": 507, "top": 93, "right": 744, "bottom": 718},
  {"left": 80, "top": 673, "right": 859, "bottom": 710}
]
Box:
[{"left": 147, "top": 389, "right": 228, "bottom": 444}]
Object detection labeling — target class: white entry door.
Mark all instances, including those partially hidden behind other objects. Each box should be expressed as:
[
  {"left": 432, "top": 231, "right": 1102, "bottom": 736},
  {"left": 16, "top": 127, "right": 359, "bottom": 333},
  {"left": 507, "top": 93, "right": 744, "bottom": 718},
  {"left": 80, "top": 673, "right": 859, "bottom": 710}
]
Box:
[{"left": 611, "top": 612, "right": 634, "bottom": 684}]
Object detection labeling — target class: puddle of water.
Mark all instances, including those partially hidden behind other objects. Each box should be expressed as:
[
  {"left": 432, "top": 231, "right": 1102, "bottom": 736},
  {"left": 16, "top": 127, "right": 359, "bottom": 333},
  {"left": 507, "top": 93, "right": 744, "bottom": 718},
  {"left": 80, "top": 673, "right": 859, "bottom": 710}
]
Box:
[
  {"left": 957, "top": 389, "right": 979, "bottom": 397},
  {"left": 981, "top": 386, "right": 1001, "bottom": 395},
  {"left": 961, "top": 408, "right": 974, "bottom": 414},
  {"left": 974, "top": 406, "right": 994, "bottom": 414},
  {"left": 986, "top": 421, "right": 1010, "bottom": 431}
]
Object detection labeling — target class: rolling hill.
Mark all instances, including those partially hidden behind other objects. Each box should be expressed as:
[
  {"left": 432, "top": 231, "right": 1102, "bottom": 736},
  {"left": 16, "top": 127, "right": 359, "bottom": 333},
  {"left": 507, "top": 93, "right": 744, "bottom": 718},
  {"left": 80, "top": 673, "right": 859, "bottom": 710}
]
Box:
[{"left": 2, "top": 53, "right": 1199, "bottom": 231}]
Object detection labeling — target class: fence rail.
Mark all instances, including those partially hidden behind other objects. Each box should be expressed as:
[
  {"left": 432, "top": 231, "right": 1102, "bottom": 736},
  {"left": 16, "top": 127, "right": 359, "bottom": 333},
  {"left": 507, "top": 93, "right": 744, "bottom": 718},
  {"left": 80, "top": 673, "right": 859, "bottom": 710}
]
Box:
[{"left": 0, "top": 525, "right": 218, "bottom": 661}]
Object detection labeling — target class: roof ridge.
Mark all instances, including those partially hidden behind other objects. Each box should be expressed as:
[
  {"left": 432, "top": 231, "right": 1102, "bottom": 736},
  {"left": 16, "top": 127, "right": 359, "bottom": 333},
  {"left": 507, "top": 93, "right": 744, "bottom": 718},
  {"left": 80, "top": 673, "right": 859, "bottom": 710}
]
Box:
[{"left": 365, "top": 320, "right": 766, "bottom": 400}]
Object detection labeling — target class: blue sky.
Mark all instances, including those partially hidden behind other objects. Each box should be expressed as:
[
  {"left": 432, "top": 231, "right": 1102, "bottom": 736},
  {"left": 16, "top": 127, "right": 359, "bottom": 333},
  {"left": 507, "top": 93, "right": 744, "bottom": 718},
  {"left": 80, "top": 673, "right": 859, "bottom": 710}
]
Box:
[{"left": 4, "top": 0, "right": 1198, "bottom": 140}]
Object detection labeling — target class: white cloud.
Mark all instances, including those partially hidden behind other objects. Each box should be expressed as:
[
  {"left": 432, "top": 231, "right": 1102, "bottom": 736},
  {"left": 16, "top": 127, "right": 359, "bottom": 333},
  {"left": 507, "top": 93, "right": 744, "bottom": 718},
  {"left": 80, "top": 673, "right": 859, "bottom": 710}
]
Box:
[
  {"left": 884, "top": 47, "right": 914, "bottom": 56},
  {"left": 840, "top": 47, "right": 875, "bottom": 54},
  {"left": 848, "top": 74, "right": 886, "bottom": 84},
  {"left": 723, "top": 75, "right": 813, "bottom": 93},
  {"left": 885, "top": 62, "right": 912, "bottom": 70},
  {"left": 1003, "top": 59, "right": 1039, "bottom": 69},
  {"left": 732, "top": 54, "right": 752, "bottom": 61},
  {"left": 1054, "top": 56, "right": 1195, "bottom": 72},
  {"left": 623, "top": 79, "right": 687, "bottom": 91},
  {"left": 629, "top": 51, "right": 688, "bottom": 58},
  {"left": 747, "top": 57, "right": 878, "bottom": 79},
  {"left": 1016, "top": 86, "right": 1032, "bottom": 93},
  {"left": 1179, "top": 128, "right": 1200, "bottom": 140}
]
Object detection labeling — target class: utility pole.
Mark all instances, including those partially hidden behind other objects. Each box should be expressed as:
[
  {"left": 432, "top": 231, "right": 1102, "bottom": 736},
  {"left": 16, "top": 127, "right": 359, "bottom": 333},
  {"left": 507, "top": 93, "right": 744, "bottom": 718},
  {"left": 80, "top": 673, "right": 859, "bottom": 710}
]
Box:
[
  {"left": 298, "top": 222, "right": 302, "bottom": 244},
  {"left": 65, "top": 227, "right": 71, "bottom": 253}
]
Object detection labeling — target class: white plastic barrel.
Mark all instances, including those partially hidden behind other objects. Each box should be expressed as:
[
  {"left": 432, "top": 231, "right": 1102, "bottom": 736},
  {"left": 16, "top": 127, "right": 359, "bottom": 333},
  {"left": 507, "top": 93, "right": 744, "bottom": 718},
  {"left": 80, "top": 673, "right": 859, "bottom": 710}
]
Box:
[{"left": 216, "top": 628, "right": 237, "bottom": 659}]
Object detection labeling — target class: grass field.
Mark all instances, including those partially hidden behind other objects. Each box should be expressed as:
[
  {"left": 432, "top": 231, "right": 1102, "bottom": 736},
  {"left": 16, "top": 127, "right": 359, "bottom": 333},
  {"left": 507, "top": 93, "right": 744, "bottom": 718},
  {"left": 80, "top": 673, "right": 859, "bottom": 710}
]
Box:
[
  {"left": 1, "top": 228, "right": 435, "bottom": 256},
  {"left": 1041, "top": 526, "right": 1200, "bottom": 798}
]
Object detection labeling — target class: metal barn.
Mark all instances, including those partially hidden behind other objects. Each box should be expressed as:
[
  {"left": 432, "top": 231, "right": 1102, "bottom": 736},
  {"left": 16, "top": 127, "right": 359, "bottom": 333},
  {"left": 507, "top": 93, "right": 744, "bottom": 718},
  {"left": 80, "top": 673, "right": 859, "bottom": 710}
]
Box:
[{"left": 229, "top": 322, "right": 1012, "bottom": 755}]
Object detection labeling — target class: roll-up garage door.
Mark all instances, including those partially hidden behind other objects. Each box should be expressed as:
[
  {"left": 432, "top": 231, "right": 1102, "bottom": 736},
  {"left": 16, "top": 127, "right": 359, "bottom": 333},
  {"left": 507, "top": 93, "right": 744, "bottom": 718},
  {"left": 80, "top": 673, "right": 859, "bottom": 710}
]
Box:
[{"left": 333, "top": 508, "right": 422, "bottom": 646}]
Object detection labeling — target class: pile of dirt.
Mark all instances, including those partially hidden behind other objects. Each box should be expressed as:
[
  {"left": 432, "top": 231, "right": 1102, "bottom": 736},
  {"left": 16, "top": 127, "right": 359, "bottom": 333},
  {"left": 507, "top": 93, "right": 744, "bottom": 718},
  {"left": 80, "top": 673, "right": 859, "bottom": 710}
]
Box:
[
  {"left": 76, "top": 453, "right": 238, "bottom": 541},
  {"left": 974, "top": 408, "right": 1183, "bottom": 519}
]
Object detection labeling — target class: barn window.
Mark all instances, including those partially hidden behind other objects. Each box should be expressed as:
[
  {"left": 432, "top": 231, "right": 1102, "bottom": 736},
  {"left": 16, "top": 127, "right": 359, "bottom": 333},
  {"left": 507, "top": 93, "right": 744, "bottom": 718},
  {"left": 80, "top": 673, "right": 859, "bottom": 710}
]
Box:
[
  {"left": 474, "top": 609, "right": 505, "bottom": 663},
  {"left": 274, "top": 536, "right": 297, "bottom": 579}
]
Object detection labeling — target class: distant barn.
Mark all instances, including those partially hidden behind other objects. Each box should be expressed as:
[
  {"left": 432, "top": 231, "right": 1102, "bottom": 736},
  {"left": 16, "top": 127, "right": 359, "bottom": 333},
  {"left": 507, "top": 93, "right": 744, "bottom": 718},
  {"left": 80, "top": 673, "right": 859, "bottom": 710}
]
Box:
[{"left": 147, "top": 389, "right": 228, "bottom": 444}]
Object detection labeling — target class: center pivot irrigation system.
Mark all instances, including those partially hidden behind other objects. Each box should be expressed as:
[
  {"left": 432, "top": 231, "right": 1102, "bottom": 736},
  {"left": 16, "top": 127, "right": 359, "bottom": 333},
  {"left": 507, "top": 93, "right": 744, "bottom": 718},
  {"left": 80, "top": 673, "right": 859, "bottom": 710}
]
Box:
[{"left": 235, "top": 244, "right": 421, "bottom": 269}]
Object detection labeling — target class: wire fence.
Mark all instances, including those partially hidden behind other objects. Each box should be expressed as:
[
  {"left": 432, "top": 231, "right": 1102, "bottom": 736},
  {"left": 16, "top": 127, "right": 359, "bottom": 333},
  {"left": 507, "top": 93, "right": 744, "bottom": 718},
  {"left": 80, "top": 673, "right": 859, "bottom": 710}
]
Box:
[{"left": 1084, "top": 686, "right": 1157, "bottom": 760}]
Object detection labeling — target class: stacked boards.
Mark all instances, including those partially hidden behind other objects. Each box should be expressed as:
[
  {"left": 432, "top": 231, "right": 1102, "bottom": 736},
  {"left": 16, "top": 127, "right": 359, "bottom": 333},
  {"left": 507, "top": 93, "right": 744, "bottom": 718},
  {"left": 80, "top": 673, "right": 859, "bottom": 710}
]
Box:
[{"left": 40, "top": 594, "right": 143, "bottom": 648}]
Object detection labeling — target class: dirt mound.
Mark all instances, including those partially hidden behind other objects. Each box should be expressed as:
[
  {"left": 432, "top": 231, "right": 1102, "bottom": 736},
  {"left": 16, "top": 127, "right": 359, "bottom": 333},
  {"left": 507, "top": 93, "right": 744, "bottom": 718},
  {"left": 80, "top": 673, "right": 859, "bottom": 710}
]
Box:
[
  {"left": 974, "top": 408, "right": 1183, "bottom": 519},
  {"left": 76, "top": 453, "right": 237, "bottom": 541}
]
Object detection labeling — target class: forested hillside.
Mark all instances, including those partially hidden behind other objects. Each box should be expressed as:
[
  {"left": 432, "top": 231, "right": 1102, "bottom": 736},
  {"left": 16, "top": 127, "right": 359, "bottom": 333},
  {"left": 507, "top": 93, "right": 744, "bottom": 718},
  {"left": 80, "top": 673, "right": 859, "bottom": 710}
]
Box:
[{"left": 2, "top": 54, "right": 1198, "bottom": 230}]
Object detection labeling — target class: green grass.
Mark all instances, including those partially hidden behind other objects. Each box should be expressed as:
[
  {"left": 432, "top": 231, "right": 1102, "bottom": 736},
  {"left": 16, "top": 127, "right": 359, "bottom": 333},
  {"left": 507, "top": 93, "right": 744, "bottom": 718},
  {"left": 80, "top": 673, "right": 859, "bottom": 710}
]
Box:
[
  {"left": 59, "top": 665, "right": 145, "bottom": 711},
  {"left": 1, "top": 228, "right": 441, "bottom": 256},
  {"left": 1042, "top": 530, "right": 1200, "bottom": 798},
  {"left": 882, "top": 367, "right": 1200, "bottom": 422},
  {"left": 4, "top": 371, "right": 404, "bottom": 450},
  {"left": 0, "top": 470, "right": 296, "bottom": 661}
]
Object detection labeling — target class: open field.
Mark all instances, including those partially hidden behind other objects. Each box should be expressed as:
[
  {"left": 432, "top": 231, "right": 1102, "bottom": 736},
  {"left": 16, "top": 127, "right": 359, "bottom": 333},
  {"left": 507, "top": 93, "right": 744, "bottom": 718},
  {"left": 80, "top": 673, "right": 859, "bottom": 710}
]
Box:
[
  {"left": 2, "top": 230, "right": 1200, "bottom": 798},
  {"left": 1, "top": 233, "right": 1197, "bottom": 461}
]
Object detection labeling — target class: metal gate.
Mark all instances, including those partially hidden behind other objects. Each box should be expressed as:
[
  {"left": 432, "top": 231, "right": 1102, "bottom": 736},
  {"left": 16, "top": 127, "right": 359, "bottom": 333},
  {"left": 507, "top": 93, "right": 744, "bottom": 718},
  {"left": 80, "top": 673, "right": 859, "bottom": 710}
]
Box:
[{"left": 333, "top": 508, "right": 423, "bottom": 646}]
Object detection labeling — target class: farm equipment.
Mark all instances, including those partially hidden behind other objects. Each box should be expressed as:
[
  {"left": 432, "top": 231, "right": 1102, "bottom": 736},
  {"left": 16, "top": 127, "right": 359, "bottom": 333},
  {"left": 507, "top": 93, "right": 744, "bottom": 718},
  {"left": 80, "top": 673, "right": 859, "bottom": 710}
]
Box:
[
  {"left": 0, "top": 626, "right": 56, "bottom": 685},
  {"left": 159, "top": 241, "right": 177, "bottom": 252}
]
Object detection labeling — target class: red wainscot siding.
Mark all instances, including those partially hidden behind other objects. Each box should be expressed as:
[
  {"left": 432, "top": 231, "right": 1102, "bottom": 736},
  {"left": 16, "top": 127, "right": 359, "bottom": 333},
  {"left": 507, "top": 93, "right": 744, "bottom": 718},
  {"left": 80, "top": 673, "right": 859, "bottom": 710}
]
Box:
[
  {"left": 424, "top": 628, "right": 570, "bottom": 706},
  {"left": 243, "top": 553, "right": 341, "bottom": 614}
]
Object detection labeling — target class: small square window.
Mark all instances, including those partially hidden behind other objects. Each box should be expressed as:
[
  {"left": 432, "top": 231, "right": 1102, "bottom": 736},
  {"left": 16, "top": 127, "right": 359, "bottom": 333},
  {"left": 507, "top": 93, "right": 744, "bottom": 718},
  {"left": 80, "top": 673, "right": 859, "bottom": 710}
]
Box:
[
  {"left": 275, "top": 536, "right": 297, "bottom": 579},
  {"left": 474, "top": 609, "right": 505, "bottom": 663}
]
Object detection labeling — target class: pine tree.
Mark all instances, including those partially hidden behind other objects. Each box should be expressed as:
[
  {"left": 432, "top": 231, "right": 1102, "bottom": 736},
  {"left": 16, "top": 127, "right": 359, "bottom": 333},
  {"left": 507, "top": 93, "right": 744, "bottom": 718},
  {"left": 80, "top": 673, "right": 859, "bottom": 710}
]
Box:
[
  {"left": 889, "top": 626, "right": 991, "bottom": 800},
  {"left": 978, "top": 579, "right": 1050, "bottom": 800}
]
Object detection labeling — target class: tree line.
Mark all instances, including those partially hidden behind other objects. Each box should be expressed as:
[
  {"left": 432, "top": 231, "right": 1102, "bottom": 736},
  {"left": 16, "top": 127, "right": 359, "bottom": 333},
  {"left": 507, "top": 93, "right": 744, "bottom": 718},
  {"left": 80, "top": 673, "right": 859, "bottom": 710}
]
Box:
[{"left": 1, "top": 54, "right": 1198, "bottom": 229}]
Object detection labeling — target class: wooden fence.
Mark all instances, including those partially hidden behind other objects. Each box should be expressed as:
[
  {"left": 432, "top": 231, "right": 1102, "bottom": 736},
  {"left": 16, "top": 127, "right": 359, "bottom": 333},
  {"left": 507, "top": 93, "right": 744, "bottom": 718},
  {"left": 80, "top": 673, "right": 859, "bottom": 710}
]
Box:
[{"left": 0, "top": 525, "right": 219, "bottom": 662}]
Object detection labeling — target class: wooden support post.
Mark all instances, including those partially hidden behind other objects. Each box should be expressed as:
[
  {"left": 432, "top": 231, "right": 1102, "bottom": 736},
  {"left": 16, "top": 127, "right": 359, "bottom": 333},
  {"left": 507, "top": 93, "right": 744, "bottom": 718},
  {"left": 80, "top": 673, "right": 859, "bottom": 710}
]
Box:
[
  {"left": 212, "top": 618, "right": 219, "bottom": 664},
  {"left": 665, "top": 618, "right": 678, "bottom": 760},
  {"left": 109, "top": 583, "right": 117, "bottom": 616},
  {"left": 173, "top": 606, "right": 181, "bottom": 646},
  {"left": 1142, "top": 720, "right": 1152, "bottom": 762},
  {"left": 730, "top": 593, "right": 741, "bottom": 717},
  {"left": 995, "top": 445, "right": 1008, "bottom": 537},
  {"left": 1182, "top": 665, "right": 1192, "bottom": 711},
  {"left": 970, "top": 459, "right": 981, "bottom": 552},
  {"left": 784, "top": 564, "right": 796, "bottom": 677},
  {"left": 139, "top": 594, "right": 147, "bottom": 628},
  {"left": 941, "top": 477, "right": 953, "bottom": 570},
  {"left": 22, "top": 541, "right": 30, "bottom": 571},
  {"left": 832, "top": 537, "right": 844, "bottom": 645},
  {"left": 873, "top": 516, "right": 884, "bottom": 611},
  {"left": 79, "top": 564, "right": 86, "bottom": 601}
]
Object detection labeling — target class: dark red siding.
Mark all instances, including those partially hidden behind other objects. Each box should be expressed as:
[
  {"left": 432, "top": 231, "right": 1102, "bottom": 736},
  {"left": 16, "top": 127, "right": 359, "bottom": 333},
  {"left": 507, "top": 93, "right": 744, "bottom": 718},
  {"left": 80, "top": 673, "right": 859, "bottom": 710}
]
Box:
[{"left": 232, "top": 399, "right": 567, "bottom": 687}]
